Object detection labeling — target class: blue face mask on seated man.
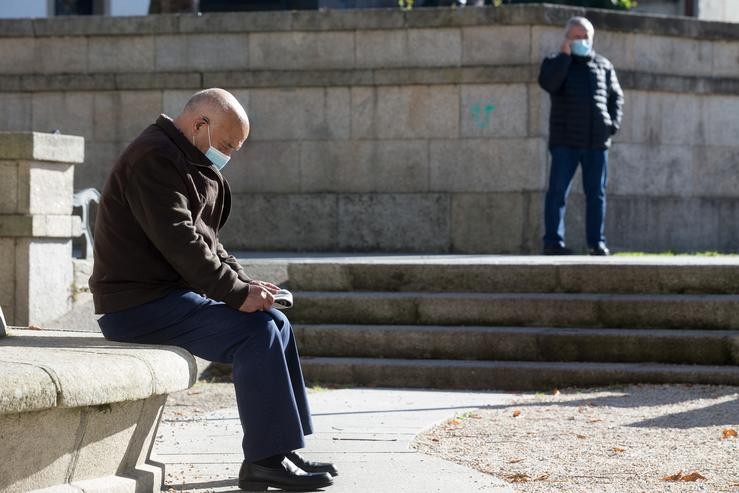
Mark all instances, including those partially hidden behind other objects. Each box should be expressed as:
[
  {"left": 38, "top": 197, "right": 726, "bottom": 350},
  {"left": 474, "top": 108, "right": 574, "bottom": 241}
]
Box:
[
  {"left": 571, "top": 39, "right": 592, "bottom": 57},
  {"left": 202, "top": 122, "right": 231, "bottom": 171}
]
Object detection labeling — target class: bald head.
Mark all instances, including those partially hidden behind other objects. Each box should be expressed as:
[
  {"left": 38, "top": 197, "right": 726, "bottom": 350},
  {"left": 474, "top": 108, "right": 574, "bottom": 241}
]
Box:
[
  {"left": 174, "top": 88, "right": 250, "bottom": 162},
  {"left": 182, "top": 88, "right": 249, "bottom": 128}
]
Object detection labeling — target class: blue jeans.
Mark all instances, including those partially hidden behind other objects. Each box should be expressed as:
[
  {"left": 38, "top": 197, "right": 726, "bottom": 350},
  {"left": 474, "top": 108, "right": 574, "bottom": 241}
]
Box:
[
  {"left": 98, "top": 290, "right": 313, "bottom": 462},
  {"left": 543, "top": 147, "right": 609, "bottom": 248}
]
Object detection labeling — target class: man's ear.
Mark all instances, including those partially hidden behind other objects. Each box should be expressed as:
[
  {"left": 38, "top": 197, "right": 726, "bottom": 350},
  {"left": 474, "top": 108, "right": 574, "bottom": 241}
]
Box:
[{"left": 194, "top": 115, "right": 211, "bottom": 131}]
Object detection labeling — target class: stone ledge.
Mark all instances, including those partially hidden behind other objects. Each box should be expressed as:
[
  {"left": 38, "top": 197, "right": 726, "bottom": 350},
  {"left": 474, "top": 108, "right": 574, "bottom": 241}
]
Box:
[
  {"left": 0, "top": 132, "right": 84, "bottom": 164},
  {"left": 0, "top": 214, "right": 82, "bottom": 238},
  {"left": 1, "top": 67, "right": 736, "bottom": 95},
  {"left": 0, "top": 329, "right": 196, "bottom": 415},
  {"left": 0, "top": 5, "right": 735, "bottom": 40},
  {"left": 0, "top": 329, "right": 195, "bottom": 493}
]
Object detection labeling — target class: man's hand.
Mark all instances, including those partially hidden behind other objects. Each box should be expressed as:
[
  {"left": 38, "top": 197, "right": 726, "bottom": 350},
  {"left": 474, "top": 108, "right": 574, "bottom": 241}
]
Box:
[
  {"left": 249, "top": 280, "right": 280, "bottom": 294},
  {"left": 560, "top": 37, "right": 572, "bottom": 55},
  {"left": 240, "top": 283, "right": 275, "bottom": 312}
]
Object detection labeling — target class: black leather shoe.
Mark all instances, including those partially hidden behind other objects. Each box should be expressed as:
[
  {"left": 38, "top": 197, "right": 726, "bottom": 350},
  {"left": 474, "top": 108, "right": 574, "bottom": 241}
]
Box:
[
  {"left": 589, "top": 242, "right": 610, "bottom": 256},
  {"left": 238, "top": 459, "right": 333, "bottom": 491},
  {"left": 543, "top": 244, "right": 573, "bottom": 255},
  {"left": 286, "top": 451, "right": 339, "bottom": 477}
]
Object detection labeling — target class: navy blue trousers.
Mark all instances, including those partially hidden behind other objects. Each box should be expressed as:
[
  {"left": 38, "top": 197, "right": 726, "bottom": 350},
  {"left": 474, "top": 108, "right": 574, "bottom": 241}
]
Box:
[
  {"left": 543, "top": 146, "right": 609, "bottom": 248},
  {"left": 98, "top": 289, "right": 313, "bottom": 462}
]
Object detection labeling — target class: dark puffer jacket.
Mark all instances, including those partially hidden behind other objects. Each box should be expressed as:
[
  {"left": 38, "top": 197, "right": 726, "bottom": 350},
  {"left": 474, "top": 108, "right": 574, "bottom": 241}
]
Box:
[{"left": 538, "top": 52, "right": 624, "bottom": 150}]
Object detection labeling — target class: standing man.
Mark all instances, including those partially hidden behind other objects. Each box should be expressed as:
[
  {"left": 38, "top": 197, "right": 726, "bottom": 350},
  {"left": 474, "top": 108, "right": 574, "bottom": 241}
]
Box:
[
  {"left": 90, "top": 88, "right": 336, "bottom": 491},
  {"left": 539, "top": 16, "right": 624, "bottom": 256}
]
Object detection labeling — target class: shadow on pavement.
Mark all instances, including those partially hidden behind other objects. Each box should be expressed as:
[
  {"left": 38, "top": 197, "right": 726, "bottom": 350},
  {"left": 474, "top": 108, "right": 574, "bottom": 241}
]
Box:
[{"left": 479, "top": 385, "right": 739, "bottom": 429}]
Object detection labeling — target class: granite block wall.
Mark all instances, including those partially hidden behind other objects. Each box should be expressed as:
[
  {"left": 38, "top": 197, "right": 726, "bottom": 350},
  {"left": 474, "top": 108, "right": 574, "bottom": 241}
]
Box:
[{"left": 0, "top": 4, "right": 737, "bottom": 253}]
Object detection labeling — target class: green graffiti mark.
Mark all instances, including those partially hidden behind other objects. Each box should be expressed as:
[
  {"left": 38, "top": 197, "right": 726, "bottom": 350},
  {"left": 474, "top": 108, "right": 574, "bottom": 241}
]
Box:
[{"left": 470, "top": 101, "right": 496, "bottom": 129}]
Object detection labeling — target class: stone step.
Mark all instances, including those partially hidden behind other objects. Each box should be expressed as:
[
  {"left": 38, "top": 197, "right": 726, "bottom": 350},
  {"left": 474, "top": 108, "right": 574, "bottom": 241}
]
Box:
[
  {"left": 268, "top": 257, "right": 739, "bottom": 294},
  {"left": 300, "top": 357, "right": 739, "bottom": 391},
  {"left": 294, "top": 324, "right": 739, "bottom": 365},
  {"left": 289, "top": 292, "right": 739, "bottom": 330}
]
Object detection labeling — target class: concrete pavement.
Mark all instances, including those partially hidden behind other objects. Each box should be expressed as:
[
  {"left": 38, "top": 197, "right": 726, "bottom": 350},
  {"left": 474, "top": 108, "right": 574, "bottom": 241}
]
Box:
[{"left": 154, "top": 388, "right": 515, "bottom": 492}]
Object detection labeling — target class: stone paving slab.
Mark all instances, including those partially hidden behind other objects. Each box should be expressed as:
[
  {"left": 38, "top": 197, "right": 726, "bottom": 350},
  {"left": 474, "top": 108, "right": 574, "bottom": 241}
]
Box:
[{"left": 154, "top": 388, "right": 515, "bottom": 492}]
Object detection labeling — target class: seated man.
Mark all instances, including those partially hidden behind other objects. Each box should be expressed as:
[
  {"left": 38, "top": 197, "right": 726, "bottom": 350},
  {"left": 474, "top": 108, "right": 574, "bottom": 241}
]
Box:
[{"left": 90, "top": 88, "right": 336, "bottom": 491}]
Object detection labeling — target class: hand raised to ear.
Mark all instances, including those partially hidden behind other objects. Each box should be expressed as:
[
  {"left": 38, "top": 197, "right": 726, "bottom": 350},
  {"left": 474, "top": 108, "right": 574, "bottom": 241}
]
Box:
[{"left": 560, "top": 37, "right": 572, "bottom": 55}]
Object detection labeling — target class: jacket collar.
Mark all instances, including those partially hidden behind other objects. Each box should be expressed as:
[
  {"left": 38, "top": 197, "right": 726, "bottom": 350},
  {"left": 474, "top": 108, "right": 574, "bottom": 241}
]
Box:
[
  {"left": 155, "top": 114, "right": 213, "bottom": 168},
  {"left": 572, "top": 51, "right": 595, "bottom": 62}
]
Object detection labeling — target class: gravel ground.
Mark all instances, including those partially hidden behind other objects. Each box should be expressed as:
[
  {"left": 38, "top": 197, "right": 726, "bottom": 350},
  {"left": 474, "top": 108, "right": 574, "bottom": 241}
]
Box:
[
  {"left": 158, "top": 382, "right": 239, "bottom": 492},
  {"left": 161, "top": 381, "right": 238, "bottom": 418},
  {"left": 161, "top": 383, "right": 739, "bottom": 492},
  {"left": 414, "top": 384, "right": 739, "bottom": 493}
]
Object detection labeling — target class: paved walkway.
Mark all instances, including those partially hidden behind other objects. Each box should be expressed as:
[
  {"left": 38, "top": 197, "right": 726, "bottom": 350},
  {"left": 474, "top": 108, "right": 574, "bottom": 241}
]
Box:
[{"left": 154, "top": 388, "right": 515, "bottom": 492}]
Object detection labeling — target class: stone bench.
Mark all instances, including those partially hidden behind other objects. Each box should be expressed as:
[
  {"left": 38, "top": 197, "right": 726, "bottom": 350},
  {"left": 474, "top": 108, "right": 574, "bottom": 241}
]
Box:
[{"left": 0, "top": 328, "right": 196, "bottom": 493}]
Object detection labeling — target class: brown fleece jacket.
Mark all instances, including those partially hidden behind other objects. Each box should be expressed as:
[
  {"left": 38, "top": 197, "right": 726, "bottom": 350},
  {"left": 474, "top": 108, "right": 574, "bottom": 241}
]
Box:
[{"left": 89, "top": 114, "right": 251, "bottom": 314}]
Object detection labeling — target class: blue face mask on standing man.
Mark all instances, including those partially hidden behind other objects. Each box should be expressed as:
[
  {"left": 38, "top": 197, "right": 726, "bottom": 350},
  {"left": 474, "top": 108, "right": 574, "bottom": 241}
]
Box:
[{"left": 571, "top": 39, "right": 593, "bottom": 57}]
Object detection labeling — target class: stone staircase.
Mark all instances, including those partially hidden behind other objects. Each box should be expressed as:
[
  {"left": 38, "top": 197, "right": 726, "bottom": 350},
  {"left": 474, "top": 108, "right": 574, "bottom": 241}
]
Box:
[{"left": 238, "top": 255, "right": 739, "bottom": 391}]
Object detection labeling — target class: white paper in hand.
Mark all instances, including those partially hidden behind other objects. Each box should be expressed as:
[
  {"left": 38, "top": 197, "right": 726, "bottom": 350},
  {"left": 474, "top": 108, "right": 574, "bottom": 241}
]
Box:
[{"left": 273, "top": 289, "right": 293, "bottom": 310}]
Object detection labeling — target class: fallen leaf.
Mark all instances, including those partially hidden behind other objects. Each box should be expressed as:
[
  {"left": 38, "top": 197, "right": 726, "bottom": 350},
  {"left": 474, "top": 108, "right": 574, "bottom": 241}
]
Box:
[
  {"left": 662, "top": 470, "right": 707, "bottom": 482},
  {"left": 512, "top": 410, "right": 521, "bottom": 418},
  {"left": 507, "top": 458, "right": 524, "bottom": 464},
  {"left": 588, "top": 418, "right": 603, "bottom": 423},
  {"left": 431, "top": 438, "right": 439, "bottom": 442},
  {"left": 576, "top": 434, "right": 588, "bottom": 439},
  {"left": 28, "top": 325, "right": 42, "bottom": 330},
  {"left": 505, "top": 473, "right": 529, "bottom": 483},
  {"left": 535, "top": 473, "right": 550, "bottom": 481},
  {"left": 681, "top": 471, "right": 707, "bottom": 481},
  {"left": 721, "top": 428, "right": 737, "bottom": 439},
  {"left": 612, "top": 447, "right": 626, "bottom": 453},
  {"left": 449, "top": 418, "right": 462, "bottom": 426},
  {"left": 662, "top": 471, "right": 684, "bottom": 481}
]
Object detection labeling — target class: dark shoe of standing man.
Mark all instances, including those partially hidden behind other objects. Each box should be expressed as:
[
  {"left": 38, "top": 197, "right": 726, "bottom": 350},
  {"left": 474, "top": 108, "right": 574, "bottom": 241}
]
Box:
[
  {"left": 543, "top": 244, "right": 574, "bottom": 255},
  {"left": 589, "top": 242, "right": 610, "bottom": 256}
]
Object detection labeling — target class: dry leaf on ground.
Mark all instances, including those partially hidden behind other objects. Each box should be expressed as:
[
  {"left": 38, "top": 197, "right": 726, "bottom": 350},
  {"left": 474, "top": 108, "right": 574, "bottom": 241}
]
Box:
[
  {"left": 612, "top": 447, "right": 626, "bottom": 453},
  {"left": 508, "top": 458, "right": 524, "bottom": 464},
  {"left": 576, "top": 434, "right": 588, "bottom": 439},
  {"left": 662, "top": 471, "right": 683, "bottom": 481},
  {"left": 535, "top": 473, "right": 550, "bottom": 481},
  {"left": 681, "top": 471, "right": 707, "bottom": 481},
  {"left": 449, "top": 418, "right": 462, "bottom": 426},
  {"left": 505, "top": 473, "right": 530, "bottom": 483},
  {"left": 662, "top": 470, "right": 707, "bottom": 482},
  {"left": 512, "top": 410, "right": 522, "bottom": 417},
  {"left": 721, "top": 428, "right": 737, "bottom": 439}
]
